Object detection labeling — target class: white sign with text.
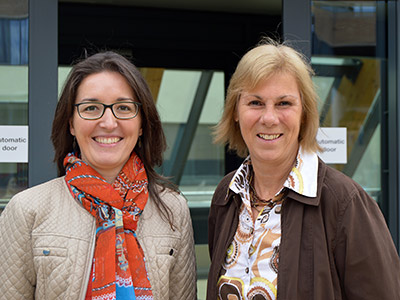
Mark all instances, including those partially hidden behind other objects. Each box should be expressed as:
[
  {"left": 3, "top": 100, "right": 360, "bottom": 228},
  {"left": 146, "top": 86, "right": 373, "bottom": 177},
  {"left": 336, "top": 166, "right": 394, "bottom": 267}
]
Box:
[
  {"left": 317, "top": 127, "right": 347, "bottom": 164},
  {"left": 0, "top": 126, "right": 28, "bottom": 163}
]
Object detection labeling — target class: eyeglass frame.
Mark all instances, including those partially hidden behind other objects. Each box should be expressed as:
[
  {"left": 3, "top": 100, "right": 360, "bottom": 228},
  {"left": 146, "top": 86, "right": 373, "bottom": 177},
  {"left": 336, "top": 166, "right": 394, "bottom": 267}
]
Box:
[{"left": 74, "top": 101, "right": 142, "bottom": 120}]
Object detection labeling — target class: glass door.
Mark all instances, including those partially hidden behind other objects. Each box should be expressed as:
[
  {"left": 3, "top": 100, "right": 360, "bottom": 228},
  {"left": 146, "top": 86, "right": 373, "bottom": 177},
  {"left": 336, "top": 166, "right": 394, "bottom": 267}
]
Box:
[
  {"left": 311, "top": 0, "right": 385, "bottom": 208},
  {"left": 0, "top": 1, "right": 29, "bottom": 212}
]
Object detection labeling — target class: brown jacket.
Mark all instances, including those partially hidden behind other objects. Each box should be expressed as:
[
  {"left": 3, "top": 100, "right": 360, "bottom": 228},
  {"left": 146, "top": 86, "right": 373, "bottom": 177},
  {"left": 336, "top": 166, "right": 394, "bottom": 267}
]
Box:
[{"left": 207, "top": 160, "right": 400, "bottom": 300}]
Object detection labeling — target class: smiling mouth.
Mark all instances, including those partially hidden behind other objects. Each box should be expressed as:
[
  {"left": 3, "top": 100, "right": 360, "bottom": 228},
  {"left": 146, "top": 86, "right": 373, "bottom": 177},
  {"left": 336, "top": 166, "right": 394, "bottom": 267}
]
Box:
[
  {"left": 257, "top": 133, "right": 281, "bottom": 141},
  {"left": 94, "top": 137, "right": 122, "bottom": 144}
]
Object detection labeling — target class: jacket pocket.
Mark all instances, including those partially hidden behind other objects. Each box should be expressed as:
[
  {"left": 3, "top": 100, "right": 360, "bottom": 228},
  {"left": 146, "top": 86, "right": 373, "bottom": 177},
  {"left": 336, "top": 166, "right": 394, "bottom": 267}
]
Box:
[
  {"left": 156, "top": 245, "right": 178, "bottom": 258},
  {"left": 33, "top": 247, "right": 67, "bottom": 257},
  {"left": 33, "top": 246, "right": 69, "bottom": 299}
]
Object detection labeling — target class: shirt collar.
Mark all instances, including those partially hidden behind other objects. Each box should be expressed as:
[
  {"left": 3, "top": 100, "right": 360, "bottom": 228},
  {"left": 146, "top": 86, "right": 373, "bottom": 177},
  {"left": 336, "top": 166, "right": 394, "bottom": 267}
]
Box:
[
  {"left": 283, "top": 147, "right": 318, "bottom": 197},
  {"left": 229, "top": 146, "right": 319, "bottom": 198},
  {"left": 229, "top": 156, "right": 251, "bottom": 196}
]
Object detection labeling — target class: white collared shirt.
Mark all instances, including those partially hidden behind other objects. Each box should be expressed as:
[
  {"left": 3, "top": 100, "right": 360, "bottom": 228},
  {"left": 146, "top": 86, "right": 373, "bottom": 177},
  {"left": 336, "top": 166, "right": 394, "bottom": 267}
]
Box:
[{"left": 217, "top": 147, "right": 318, "bottom": 300}]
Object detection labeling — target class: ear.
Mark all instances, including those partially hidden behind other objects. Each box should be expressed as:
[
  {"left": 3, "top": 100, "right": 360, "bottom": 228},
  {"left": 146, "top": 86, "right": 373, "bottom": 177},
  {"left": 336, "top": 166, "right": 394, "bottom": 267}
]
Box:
[
  {"left": 139, "top": 127, "right": 143, "bottom": 136},
  {"left": 234, "top": 109, "right": 239, "bottom": 122},
  {"left": 69, "top": 118, "right": 75, "bottom": 136},
  {"left": 234, "top": 96, "right": 240, "bottom": 122}
]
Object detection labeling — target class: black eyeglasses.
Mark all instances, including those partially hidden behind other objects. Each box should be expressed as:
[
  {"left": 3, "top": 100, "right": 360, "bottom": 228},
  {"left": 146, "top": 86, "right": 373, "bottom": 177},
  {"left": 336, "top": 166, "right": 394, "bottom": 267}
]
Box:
[{"left": 74, "top": 101, "right": 141, "bottom": 120}]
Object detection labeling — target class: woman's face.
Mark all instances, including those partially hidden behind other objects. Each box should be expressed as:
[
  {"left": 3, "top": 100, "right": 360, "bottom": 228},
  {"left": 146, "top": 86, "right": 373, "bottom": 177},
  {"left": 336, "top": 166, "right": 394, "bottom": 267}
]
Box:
[
  {"left": 70, "top": 71, "right": 142, "bottom": 181},
  {"left": 236, "top": 72, "right": 302, "bottom": 167}
]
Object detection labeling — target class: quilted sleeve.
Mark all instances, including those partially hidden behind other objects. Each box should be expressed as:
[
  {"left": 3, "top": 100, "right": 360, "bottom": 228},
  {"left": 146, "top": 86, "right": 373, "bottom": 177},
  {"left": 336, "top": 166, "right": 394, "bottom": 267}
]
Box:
[
  {"left": 0, "top": 195, "right": 35, "bottom": 299},
  {"left": 169, "top": 194, "right": 197, "bottom": 300}
]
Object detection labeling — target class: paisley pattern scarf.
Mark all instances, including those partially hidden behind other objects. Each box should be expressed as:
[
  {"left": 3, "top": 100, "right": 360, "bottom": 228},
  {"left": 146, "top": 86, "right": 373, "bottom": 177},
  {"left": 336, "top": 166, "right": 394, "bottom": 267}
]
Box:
[{"left": 64, "top": 152, "right": 153, "bottom": 300}]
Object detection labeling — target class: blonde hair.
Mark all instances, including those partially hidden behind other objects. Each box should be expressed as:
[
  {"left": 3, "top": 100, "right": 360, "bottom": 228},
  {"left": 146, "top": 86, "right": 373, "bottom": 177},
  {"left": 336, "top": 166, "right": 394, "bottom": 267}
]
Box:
[{"left": 214, "top": 39, "right": 321, "bottom": 157}]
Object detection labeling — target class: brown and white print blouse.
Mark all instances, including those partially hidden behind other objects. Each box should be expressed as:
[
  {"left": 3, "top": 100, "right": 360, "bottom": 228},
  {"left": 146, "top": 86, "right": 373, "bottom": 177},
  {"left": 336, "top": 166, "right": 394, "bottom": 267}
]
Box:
[{"left": 217, "top": 147, "right": 318, "bottom": 300}]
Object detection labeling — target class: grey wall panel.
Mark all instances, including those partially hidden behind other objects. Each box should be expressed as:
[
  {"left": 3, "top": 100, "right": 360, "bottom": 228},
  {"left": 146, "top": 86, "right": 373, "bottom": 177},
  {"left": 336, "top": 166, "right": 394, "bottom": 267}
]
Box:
[
  {"left": 282, "top": 0, "right": 311, "bottom": 59},
  {"left": 28, "top": 0, "right": 58, "bottom": 186}
]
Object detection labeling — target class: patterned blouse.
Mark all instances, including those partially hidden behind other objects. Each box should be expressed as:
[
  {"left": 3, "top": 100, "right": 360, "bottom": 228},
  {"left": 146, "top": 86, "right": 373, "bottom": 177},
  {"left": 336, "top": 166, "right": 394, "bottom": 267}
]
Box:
[{"left": 217, "top": 147, "right": 318, "bottom": 300}]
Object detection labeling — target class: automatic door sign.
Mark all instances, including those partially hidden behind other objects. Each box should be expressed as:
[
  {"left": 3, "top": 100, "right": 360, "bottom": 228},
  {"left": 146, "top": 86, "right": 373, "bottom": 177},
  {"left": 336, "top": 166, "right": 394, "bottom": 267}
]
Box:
[
  {"left": 0, "top": 126, "right": 28, "bottom": 163},
  {"left": 317, "top": 127, "right": 347, "bottom": 164}
]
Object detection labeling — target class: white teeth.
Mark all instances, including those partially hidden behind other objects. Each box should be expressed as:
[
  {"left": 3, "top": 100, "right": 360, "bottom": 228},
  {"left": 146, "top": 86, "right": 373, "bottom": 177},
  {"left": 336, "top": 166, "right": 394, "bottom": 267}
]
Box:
[
  {"left": 95, "top": 137, "right": 121, "bottom": 144},
  {"left": 258, "top": 134, "right": 280, "bottom": 140}
]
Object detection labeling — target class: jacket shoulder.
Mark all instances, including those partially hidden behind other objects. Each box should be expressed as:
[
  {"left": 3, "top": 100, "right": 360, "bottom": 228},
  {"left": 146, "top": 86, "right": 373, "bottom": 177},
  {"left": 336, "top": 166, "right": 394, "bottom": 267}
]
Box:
[
  {"left": 141, "top": 187, "right": 190, "bottom": 230},
  {"left": 211, "top": 171, "right": 236, "bottom": 206},
  {"left": 319, "top": 161, "right": 370, "bottom": 202},
  {"left": 3, "top": 176, "right": 94, "bottom": 238},
  {"left": 158, "top": 187, "right": 189, "bottom": 216},
  {"left": 5, "top": 177, "right": 70, "bottom": 214},
  {"left": 12, "top": 177, "right": 67, "bottom": 200},
  {"left": 316, "top": 161, "right": 379, "bottom": 221}
]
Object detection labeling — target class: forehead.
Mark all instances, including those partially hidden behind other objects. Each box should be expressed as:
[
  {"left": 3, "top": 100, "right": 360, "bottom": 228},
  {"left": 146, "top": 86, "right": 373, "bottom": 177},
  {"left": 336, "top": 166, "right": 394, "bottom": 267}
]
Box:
[
  {"left": 241, "top": 72, "right": 300, "bottom": 98},
  {"left": 75, "top": 71, "right": 135, "bottom": 98},
  {"left": 78, "top": 71, "right": 128, "bottom": 86}
]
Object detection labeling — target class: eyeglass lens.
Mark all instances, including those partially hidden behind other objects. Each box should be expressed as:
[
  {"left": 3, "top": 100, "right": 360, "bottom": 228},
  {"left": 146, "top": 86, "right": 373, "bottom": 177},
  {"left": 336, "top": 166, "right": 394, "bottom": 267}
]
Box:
[{"left": 77, "top": 102, "right": 138, "bottom": 119}]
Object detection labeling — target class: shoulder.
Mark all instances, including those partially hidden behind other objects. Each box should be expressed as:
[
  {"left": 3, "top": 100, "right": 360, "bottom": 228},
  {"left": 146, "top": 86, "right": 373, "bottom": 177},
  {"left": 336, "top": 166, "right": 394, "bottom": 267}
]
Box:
[
  {"left": 211, "top": 171, "right": 236, "bottom": 206},
  {"left": 319, "top": 161, "right": 367, "bottom": 198},
  {"left": 216, "top": 171, "right": 235, "bottom": 191},
  {"left": 317, "top": 160, "right": 377, "bottom": 213},
  {"left": 14, "top": 177, "right": 68, "bottom": 199},
  {"left": 144, "top": 186, "right": 190, "bottom": 224},
  {"left": 139, "top": 187, "right": 191, "bottom": 239},
  {"left": 158, "top": 186, "right": 189, "bottom": 212},
  {"left": 6, "top": 177, "right": 69, "bottom": 212},
  {"left": 0, "top": 177, "right": 81, "bottom": 233}
]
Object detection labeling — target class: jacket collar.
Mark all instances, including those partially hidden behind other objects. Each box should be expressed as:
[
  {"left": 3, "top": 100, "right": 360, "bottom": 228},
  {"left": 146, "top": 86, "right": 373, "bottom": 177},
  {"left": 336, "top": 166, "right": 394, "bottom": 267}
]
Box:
[
  {"left": 214, "top": 157, "right": 327, "bottom": 207},
  {"left": 213, "top": 171, "right": 239, "bottom": 207}
]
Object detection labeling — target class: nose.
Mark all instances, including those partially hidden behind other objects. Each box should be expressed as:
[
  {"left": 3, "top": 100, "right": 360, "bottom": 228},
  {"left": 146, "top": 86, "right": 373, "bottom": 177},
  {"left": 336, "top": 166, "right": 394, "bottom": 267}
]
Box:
[
  {"left": 99, "top": 107, "right": 118, "bottom": 129},
  {"left": 260, "top": 105, "right": 279, "bottom": 126}
]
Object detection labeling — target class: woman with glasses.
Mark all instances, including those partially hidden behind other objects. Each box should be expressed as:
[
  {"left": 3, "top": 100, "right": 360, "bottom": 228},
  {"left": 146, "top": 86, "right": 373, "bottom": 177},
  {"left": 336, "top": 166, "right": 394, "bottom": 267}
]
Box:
[{"left": 0, "top": 51, "right": 197, "bottom": 299}]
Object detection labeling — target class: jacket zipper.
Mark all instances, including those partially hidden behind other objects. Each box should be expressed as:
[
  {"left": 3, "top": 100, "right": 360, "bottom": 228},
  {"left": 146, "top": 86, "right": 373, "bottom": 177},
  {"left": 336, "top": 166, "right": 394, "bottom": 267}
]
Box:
[
  {"left": 79, "top": 221, "right": 96, "bottom": 300},
  {"left": 276, "top": 196, "right": 287, "bottom": 300}
]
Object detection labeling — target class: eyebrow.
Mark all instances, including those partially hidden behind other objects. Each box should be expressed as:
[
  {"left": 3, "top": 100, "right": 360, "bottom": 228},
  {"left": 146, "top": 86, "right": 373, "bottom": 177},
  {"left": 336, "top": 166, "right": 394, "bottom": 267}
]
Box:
[
  {"left": 277, "top": 94, "right": 299, "bottom": 100},
  {"left": 78, "top": 97, "right": 135, "bottom": 103},
  {"left": 242, "top": 94, "right": 299, "bottom": 100}
]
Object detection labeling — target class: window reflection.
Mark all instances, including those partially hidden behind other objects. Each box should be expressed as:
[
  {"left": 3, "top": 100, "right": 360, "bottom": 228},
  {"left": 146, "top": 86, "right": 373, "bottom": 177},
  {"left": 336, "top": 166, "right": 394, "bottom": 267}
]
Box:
[
  {"left": 155, "top": 70, "right": 225, "bottom": 203},
  {"left": 311, "top": 1, "right": 383, "bottom": 205},
  {"left": 0, "top": 1, "right": 29, "bottom": 210}
]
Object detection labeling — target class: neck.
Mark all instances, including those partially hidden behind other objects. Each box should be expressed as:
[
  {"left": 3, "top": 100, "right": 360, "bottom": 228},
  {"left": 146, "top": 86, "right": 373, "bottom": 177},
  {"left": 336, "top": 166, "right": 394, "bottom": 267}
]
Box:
[
  {"left": 94, "top": 167, "right": 119, "bottom": 184},
  {"left": 251, "top": 154, "right": 296, "bottom": 200},
  {"left": 103, "top": 175, "right": 117, "bottom": 184}
]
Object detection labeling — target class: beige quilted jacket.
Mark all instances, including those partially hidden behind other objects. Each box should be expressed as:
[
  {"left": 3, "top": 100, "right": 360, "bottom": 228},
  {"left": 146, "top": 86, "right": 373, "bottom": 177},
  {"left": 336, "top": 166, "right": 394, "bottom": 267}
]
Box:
[{"left": 0, "top": 177, "right": 197, "bottom": 300}]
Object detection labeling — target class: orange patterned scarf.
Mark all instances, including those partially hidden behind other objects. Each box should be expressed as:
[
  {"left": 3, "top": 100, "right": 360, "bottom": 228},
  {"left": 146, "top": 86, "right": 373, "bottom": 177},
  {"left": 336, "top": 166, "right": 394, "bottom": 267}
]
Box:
[{"left": 64, "top": 152, "right": 153, "bottom": 300}]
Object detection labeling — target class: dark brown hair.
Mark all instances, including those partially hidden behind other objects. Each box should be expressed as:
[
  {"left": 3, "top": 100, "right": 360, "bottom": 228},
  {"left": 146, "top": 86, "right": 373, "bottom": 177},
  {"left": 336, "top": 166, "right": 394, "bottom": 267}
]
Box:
[{"left": 51, "top": 51, "right": 177, "bottom": 227}]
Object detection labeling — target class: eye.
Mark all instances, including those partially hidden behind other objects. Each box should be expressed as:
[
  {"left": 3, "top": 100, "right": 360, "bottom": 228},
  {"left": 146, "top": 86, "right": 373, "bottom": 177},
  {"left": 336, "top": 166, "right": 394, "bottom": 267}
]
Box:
[
  {"left": 117, "top": 105, "right": 131, "bottom": 111},
  {"left": 115, "top": 102, "right": 135, "bottom": 113},
  {"left": 81, "top": 103, "right": 101, "bottom": 112},
  {"left": 277, "top": 101, "right": 291, "bottom": 106},
  {"left": 248, "top": 99, "right": 263, "bottom": 106}
]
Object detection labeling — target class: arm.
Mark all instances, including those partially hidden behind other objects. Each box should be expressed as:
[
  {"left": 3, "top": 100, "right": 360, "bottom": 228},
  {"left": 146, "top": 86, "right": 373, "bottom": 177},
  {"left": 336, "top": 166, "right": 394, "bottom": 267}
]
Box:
[
  {"left": 0, "top": 195, "right": 35, "bottom": 299},
  {"left": 208, "top": 197, "right": 217, "bottom": 260},
  {"left": 208, "top": 171, "right": 235, "bottom": 261},
  {"left": 334, "top": 188, "right": 400, "bottom": 299},
  {"left": 170, "top": 194, "right": 197, "bottom": 300}
]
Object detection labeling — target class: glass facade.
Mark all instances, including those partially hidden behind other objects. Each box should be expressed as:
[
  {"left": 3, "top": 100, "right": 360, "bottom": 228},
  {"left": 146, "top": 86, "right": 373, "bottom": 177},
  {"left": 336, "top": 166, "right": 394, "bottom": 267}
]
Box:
[
  {"left": 311, "top": 0, "right": 384, "bottom": 206},
  {"left": 155, "top": 70, "right": 225, "bottom": 197},
  {"left": 0, "top": 1, "right": 29, "bottom": 211},
  {"left": 1, "top": 0, "right": 398, "bottom": 298}
]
